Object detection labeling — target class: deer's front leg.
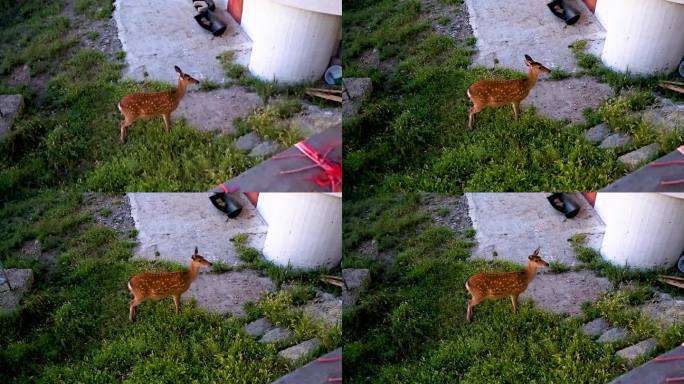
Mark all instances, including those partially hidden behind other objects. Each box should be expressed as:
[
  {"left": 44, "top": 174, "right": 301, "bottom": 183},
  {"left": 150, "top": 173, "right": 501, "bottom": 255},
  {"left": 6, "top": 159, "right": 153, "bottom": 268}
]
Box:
[
  {"left": 162, "top": 113, "right": 171, "bottom": 133},
  {"left": 173, "top": 294, "right": 181, "bottom": 314}
]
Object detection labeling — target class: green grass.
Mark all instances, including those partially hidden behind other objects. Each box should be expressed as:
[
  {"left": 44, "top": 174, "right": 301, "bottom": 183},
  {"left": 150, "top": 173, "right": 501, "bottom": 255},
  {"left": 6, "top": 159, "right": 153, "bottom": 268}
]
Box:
[
  {"left": 343, "top": 1, "right": 684, "bottom": 197},
  {"left": 437, "top": 16, "right": 450, "bottom": 26},
  {"left": 343, "top": 193, "right": 680, "bottom": 383},
  {"left": 233, "top": 101, "right": 303, "bottom": 148},
  {"left": 199, "top": 79, "right": 221, "bottom": 91}
]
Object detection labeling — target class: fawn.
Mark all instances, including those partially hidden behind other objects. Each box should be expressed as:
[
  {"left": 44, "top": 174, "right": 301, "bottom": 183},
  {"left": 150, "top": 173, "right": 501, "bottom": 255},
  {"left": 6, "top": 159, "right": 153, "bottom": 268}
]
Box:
[
  {"left": 117, "top": 65, "right": 199, "bottom": 143},
  {"left": 465, "top": 247, "right": 549, "bottom": 322},
  {"left": 127, "top": 247, "right": 212, "bottom": 321},
  {"left": 466, "top": 54, "right": 551, "bottom": 129}
]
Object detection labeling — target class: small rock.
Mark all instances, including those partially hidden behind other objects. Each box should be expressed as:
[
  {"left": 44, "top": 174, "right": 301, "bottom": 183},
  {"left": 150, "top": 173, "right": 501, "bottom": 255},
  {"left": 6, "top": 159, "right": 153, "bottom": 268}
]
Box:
[
  {"left": 597, "top": 327, "right": 629, "bottom": 343},
  {"left": 618, "top": 143, "right": 660, "bottom": 169},
  {"left": 303, "top": 292, "right": 342, "bottom": 328},
  {"left": 0, "top": 269, "right": 34, "bottom": 309},
  {"left": 245, "top": 318, "right": 273, "bottom": 337},
  {"left": 342, "top": 268, "right": 371, "bottom": 309},
  {"left": 234, "top": 132, "right": 261, "bottom": 153},
  {"left": 582, "top": 318, "right": 610, "bottom": 337},
  {"left": 584, "top": 123, "right": 611, "bottom": 144},
  {"left": 641, "top": 291, "right": 684, "bottom": 327},
  {"left": 342, "top": 78, "right": 373, "bottom": 119},
  {"left": 642, "top": 100, "right": 684, "bottom": 134},
  {"left": 616, "top": 338, "right": 657, "bottom": 362},
  {"left": 259, "top": 327, "right": 293, "bottom": 343},
  {"left": 277, "top": 338, "right": 321, "bottom": 363},
  {"left": 289, "top": 103, "right": 342, "bottom": 137},
  {"left": 249, "top": 140, "right": 281, "bottom": 158},
  {"left": 359, "top": 48, "right": 380, "bottom": 68},
  {"left": 0, "top": 94, "right": 25, "bottom": 136},
  {"left": 599, "top": 133, "right": 633, "bottom": 149}
]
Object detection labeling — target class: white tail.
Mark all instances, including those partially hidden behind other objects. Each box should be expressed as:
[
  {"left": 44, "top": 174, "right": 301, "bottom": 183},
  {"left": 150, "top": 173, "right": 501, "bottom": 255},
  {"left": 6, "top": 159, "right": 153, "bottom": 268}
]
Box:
[
  {"left": 127, "top": 247, "right": 212, "bottom": 321},
  {"left": 466, "top": 55, "right": 551, "bottom": 128},
  {"left": 465, "top": 247, "right": 549, "bottom": 322},
  {"left": 118, "top": 65, "right": 199, "bottom": 143}
]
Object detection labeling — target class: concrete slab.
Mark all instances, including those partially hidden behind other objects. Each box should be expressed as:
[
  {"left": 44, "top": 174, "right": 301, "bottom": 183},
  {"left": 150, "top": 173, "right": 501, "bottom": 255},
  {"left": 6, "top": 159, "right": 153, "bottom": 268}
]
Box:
[
  {"left": 522, "top": 77, "right": 613, "bottom": 123},
  {"left": 128, "top": 192, "right": 267, "bottom": 266},
  {"left": 114, "top": 0, "right": 251, "bottom": 83},
  {"left": 184, "top": 270, "right": 275, "bottom": 316},
  {"left": 172, "top": 87, "right": 263, "bottom": 134},
  {"left": 0, "top": 269, "right": 34, "bottom": 309},
  {"left": 520, "top": 270, "right": 613, "bottom": 316},
  {"left": 609, "top": 345, "right": 683, "bottom": 384},
  {"left": 465, "top": 0, "right": 605, "bottom": 72},
  {"left": 466, "top": 193, "right": 605, "bottom": 266},
  {"left": 272, "top": 348, "right": 342, "bottom": 384}
]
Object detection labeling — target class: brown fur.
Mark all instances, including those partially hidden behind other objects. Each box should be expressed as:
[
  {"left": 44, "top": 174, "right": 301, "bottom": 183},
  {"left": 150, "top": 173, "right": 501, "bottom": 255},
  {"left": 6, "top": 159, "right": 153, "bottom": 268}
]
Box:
[
  {"left": 466, "top": 54, "right": 551, "bottom": 128},
  {"left": 465, "top": 247, "right": 549, "bottom": 322},
  {"left": 127, "top": 247, "right": 212, "bottom": 321},
  {"left": 118, "top": 65, "right": 199, "bottom": 143}
]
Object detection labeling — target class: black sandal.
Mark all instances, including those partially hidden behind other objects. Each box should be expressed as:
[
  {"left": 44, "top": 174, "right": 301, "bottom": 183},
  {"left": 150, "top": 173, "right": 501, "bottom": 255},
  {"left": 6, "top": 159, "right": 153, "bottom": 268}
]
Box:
[{"left": 193, "top": 1, "right": 226, "bottom": 36}]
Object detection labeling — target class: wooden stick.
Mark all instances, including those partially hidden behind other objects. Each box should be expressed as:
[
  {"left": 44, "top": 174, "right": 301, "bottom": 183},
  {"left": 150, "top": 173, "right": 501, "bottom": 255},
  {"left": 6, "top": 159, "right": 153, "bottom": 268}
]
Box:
[
  {"left": 659, "top": 81, "right": 684, "bottom": 94},
  {"left": 306, "top": 88, "right": 343, "bottom": 94},
  {"left": 305, "top": 90, "right": 343, "bottom": 103}
]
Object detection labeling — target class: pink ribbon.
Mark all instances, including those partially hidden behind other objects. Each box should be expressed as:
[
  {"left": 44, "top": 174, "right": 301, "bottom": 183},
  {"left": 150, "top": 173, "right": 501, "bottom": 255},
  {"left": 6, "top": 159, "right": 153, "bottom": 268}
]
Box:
[{"left": 273, "top": 141, "right": 342, "bottom": 192}]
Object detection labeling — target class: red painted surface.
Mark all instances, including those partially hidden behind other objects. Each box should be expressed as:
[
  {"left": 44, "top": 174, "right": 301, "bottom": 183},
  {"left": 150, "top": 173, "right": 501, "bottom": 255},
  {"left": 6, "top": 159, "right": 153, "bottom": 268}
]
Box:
[
  {"left": 245, "top": 192, "right": 259, "bottom": 206},
  {"left": 583, "top": 0, "right": 597, "bottom": 12},
  {"left": 582, "top": 192, "right": 597, "bottom": 207},
  {"left": 228, "top": 0, "right": 244, "bottom": 23}
]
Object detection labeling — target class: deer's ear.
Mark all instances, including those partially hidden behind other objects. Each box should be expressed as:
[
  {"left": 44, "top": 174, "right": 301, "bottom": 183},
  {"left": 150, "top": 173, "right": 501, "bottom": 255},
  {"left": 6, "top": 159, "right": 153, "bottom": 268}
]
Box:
[
  {"left": 528, "top": 255, "right": 533, "bottom": 260},
  {"left": 194, "top": 246, "right": 199, "bottom": 255},
  {"left": 524, "top": 54, "right": 534, "bottom": 65},
  {"left": 532, "top": 247, "right": 540, "bottom": 256},
  {"left": 175, "top": 66, "right": 182, "bottom": 74}
]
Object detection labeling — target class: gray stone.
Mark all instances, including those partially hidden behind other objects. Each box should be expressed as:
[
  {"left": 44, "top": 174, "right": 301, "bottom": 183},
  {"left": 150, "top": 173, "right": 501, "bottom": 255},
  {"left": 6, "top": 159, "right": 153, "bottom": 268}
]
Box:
[
  {"left": 289, "top": 103, "right": 342, "bottom": 137},
  {"left": 584, "top": 123, "right": 611, "bottom": 144},
  {"left": 249, "top": 140, "right": 281, "bottom": 158},
  {"left": 127, "top": 192, "right": 267, "bottom": 266},
  {"left": 259, "top": 327, "right": 293, "bottom": 344},
  {"left": 342, "top": 268, "right": 371, "bottom": 309},
  {"left": 520, "top": 270, "right": 613, "bottom": 316},
  {"left": 184, "top": 270, "right": 275, "bottom": 316},
  {"left": 342, "top": 78, "right": 373, "bottom": 119},
  {"left": 522, "top": 78, "right": 613, "bottom": 123},
  {"left": 0, "top": 269, "right": 34, "bottom": 309},
  {"left": 114, "top": 0, "right": 251, "bottom": 83},
  {"left": 641, "top": 291, "right": 684, "bottom": 328},
  {"left": 303, "top": 292, "right": 342, "bottom": 328},
  {"left": 597, "top": 327, "right": 629, "bottom": 343},
  {"left": 245, "top": 317, "right": 273, "bottom": 337},
  {"left": 277, "top": 338, "right": 321, "bottom": 363},
  {"left": 618, "top": 143, "right": 660, "bottom": 169},
  {"left": 0, "top": 94, "right": 25, "bottom": 136},
  {"left": 582, "top": 318, "right": 611, "bottom": 337},
  {"left": 642, "top": 99, "right": 684, "bottom": 134},
  {"left": 616, "top": 338, "right": 657, "bottom": 362},
  {"left": 599, "top": 133, "right": 633, "bottom": 149},
  {"left": 234, "top": 132, "right": 262, "bottom": 153},
  {"left": 359, "top": 48, "right": 380, "bottom": 68},
  {"left": 172, "top": 88, "right": 263, "bottom": 134}
]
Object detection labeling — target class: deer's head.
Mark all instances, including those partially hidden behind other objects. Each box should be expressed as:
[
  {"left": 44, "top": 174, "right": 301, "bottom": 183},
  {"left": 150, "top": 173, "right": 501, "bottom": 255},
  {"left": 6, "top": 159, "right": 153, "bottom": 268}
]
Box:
[
  {"left": 524, "top": 55, "right": 551, "bottom": 74},
  {"left": 175, "top": 66, "right": 200, "bottom": 85},
  {"left": 528, "top": 247, "right": 549, "bottom": 268},
  {"left": 191, "top": 246, "right": 213, "bottom": 268}
]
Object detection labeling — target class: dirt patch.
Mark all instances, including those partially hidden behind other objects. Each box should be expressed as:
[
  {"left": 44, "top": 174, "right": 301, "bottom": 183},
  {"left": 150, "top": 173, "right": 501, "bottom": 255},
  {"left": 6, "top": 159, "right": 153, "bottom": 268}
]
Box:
[
  {"left": 83, "top": 192, "right": 135, "bottom": 238},
  {"left": 63, "top": 0, "right": 123, "bottom": 60},
  {"left": 420, "top": 0, "right": 473, "bottom": 41},
  {"left": 420, "top": 193, "right": 472, "bottom": 233},
  {"left": 522, "top": 77, "right": 614, "bottom": 123},
  {"left": 520, "top": 269, "right": 614, "bottom": 317}
]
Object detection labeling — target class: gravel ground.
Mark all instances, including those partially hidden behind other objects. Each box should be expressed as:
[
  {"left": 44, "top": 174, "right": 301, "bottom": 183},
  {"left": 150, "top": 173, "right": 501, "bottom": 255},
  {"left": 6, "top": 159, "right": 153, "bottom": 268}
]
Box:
[
  {"left": 83, "top": 193, "right": 135, "bottom": 238},
  {"left": 420, "top": 0, "right": 473, "bottom": 41},
  {"left": 420, "top": 193, "right": 472, "bottom": 234}
]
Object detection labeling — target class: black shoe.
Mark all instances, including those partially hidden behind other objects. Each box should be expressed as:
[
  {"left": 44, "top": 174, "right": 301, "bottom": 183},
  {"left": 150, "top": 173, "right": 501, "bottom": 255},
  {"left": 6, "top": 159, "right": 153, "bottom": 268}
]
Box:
[{"left": 194, "top": 10, "right": 226, "bottom": 36}]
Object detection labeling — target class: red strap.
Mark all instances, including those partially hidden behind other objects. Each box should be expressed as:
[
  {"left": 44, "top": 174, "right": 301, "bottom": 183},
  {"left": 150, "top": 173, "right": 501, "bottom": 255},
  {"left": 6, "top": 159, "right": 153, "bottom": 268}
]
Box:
[{"left": 275, "top": 141, "right": 342, "bottom": 192}]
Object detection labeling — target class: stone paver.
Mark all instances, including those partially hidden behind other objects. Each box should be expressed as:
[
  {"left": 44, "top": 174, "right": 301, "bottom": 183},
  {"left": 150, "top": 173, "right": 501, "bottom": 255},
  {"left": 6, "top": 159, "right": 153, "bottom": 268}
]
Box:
[
  {"left": 0, "top": 94, "right": 25, "bottom": 136},
  {"left": 260, "top": 327, "right": 293, "bottom": 344},
  {"left": 342, "top": 77, "right": 373, "bottom": 119},
  {"left": 597, "top": 327, "right": 629, "bottom": 344},
  {"left": 245, "top": 317, "right": 274, "bottom": 337},
  {"left": 234, "top": 132, "right": 262, "bottom": 153},
  {"left": 342, "top": 268, "right": 370, "bottom": 309},
  {"left": 522, "top": 78, "right": 613, "bottom": 123},
  {"left": 184, "top": 270, "right": 275, "bottom": 316},
  {"left": 642, "top": 98, "right": 684, "bottom": 134},
  {"left": 290, "top": 103, "right": 342, "bottom": 138},
  {"left": 249, "top": 140, "right": 281, "bottom": 158},
  {"left": 582, "top": 318, "right": 611, "bottom": 337},
  {"left": 616, "top": 338, "right": 657, "bottom": 362},
  {"left": 172, "top": 87, "right": 262, "bottom": 134},
  {"left": 0, "top": 269, "right": 34, "bottom": 309},
  {"left": 520, "top": 270, "right": 613, "bottom": 316},
  {"left": 303, "top": 292, "right": 342, "bottom": 328},
  {"left": 277, "top": 338, "right": 321, "bottom": 363},
  {"left": 641, "top": 291, "right": 684, "bottom": 328},
  {"left": 599, "top": 133, "right": 633, "bottom": 149},
  {"left": 618, "top": 143, "right": 660, "bottom": 169},
  {"left": 584, "top": 123, "right": 611, "bottom": 144}
]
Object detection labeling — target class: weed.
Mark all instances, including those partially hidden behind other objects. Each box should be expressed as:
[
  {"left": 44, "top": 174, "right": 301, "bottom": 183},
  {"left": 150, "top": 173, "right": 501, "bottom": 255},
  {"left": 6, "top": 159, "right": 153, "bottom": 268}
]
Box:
[
  {"left": 233, "top": 104, "right": 303, "bottom": 148},
  {"left": 86, "top": 31, "right": 99, "bottom": 40},
  {"left": 550, "top": 68, "right": 572, "bottom": 80},
  {"left": 200, "top": 80, "right": 221, "bottom": 91},
  {"left": 210, "top": 260, "right": 233, "bottom": 274},
  {"left": 437, "top": 16, "right": 450, "bottom": 26},
  {"left": 114, "top": 50, "right": 125, "bottom": 60},
  {"left": 436, "top": 207, "right": 450, "bottom": 217},
  {"left": 466, "top": 36, "right": 477, "bottom": 46},
  {"left": 128, "top": 229, "right": 138, "bottom": 238},
  {"left": 549, "top": 260, "right": 571, "bottom": 273},
  {"left": 98, "top": 208, "right": 112, "bottom": 217}
]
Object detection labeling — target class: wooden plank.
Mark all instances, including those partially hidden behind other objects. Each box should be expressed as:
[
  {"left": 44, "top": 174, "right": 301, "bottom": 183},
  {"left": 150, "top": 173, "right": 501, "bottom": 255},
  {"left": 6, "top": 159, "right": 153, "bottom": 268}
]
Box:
[{"left": 305, "top": 90, "right": 343, "bottom": 103}]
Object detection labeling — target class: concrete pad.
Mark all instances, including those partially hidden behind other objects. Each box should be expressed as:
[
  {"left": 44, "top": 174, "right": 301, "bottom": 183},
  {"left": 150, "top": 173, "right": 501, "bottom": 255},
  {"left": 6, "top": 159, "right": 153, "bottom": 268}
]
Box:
[
  {"left": 520, "top": 270, "right": 613, "bottom": 316},
  {"left": 522, "top": 77, "right": 613, "bottom": 123},
  {"left": 0, "top": 95, "right": 25, "bottom": 137},
  {"left": 466, "top": 193, "right": 605, "bottom": 266},
  {"left": 114, "top": 0, "right": 251, "bottom": 83},
  {"left": 272, "top": 347, "right": 341, "bottom": 384},
  {"left": 465, "top": 0, "right": 605, "bottom": 72},
  {"left": 184, "top": 270, "right": 275, "bottom": 316},
  {"left": 0, "top": 269, "right": 34, "bottom": 309},
  {"left": 128, "top": 193, "right": 267, "bottom": 266},
  {"left": 172, "top": 87, "right": 263, "bottom": 134}
]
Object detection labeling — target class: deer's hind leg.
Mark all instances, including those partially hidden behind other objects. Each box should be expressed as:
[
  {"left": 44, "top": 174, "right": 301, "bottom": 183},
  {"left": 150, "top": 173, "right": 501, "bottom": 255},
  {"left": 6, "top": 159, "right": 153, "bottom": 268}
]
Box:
[
  {"left": 162, "top": 113, "right": 171, "bottom": 133},
  {"left": 468, "top": 104, "right": 483, "bottom": 129},
  {"left": 173, "top": 294, "right": 181, "bottom": 314},
  {"left": 511, "top": 102, "right": 521, "bottom": 120},
  {"left": 510, "top": 294, "right": 519, "bottom": 314},
  {"left": 120, "top": 117, "right": 133, "bottom": 144},
  {"left": 129, "top": 296, "right": 143, "bottom": 322}
]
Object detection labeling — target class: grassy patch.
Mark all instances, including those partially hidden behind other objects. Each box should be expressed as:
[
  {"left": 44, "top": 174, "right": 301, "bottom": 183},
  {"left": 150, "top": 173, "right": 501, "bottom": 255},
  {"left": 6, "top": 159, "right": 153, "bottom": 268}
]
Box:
[
  {"left": 437, "top": 16, "right": 450, "bottom": 26},
  {"left": 199, "top": 79, "right": 221, "bottom": 91},
  {"left": 234, "top": 101, "right": 303, "bottom": 148},
  {"left": 550, "top": 68, "right": 572, "bottom": 80},
  {"left": 343, "top": 193, "right": 656, "bottom": 383}
]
